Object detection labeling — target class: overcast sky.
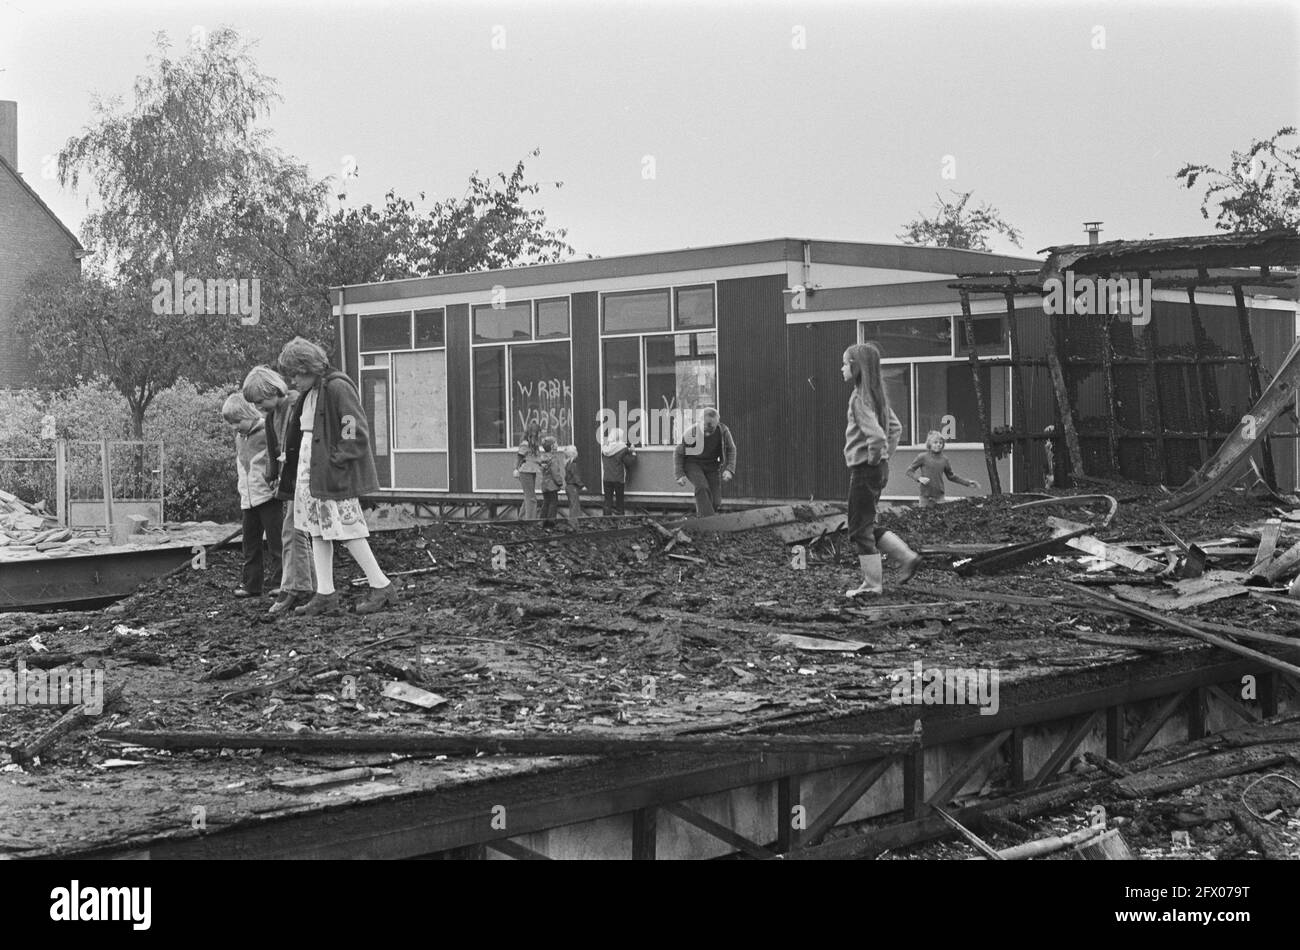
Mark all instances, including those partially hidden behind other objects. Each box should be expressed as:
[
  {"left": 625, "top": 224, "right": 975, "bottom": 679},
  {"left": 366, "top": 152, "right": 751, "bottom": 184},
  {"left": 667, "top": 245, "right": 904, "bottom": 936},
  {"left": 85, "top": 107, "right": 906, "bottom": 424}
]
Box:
[{"left": 2, "top": 0, "right": 1297, "bottom": 262}]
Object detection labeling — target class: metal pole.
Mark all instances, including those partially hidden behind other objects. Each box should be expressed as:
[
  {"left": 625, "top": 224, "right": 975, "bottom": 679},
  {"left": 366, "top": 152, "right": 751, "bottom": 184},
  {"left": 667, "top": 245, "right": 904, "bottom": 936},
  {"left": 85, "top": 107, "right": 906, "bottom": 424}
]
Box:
[{"left": 100, "top": 438, "right": 114, "bottom": 531}]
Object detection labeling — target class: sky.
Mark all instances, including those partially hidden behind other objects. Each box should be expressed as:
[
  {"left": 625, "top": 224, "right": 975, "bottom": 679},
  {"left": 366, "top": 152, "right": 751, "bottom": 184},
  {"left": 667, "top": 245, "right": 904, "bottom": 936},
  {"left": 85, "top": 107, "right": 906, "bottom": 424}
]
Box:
[{"left": 1, "top": 0, "right": 1297, "bottom": 262}]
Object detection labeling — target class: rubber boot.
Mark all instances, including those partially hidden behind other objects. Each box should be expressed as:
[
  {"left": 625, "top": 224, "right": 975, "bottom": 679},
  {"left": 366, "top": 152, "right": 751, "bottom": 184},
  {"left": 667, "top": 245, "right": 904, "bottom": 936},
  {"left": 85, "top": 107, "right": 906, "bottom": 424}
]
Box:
[
  {"left": 845, "top": 554, "right": 883, "bottom": 598},
  {"left": 877, "top": 531, "right": 923, "bottom": 584}
]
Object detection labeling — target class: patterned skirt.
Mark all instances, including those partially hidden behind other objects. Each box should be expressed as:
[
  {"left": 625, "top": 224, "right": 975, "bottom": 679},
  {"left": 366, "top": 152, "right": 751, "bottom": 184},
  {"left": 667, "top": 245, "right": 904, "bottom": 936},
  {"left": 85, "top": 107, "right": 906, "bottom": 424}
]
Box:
[{"left": 294, "top": 436, "right": 370, "bottom": 540}]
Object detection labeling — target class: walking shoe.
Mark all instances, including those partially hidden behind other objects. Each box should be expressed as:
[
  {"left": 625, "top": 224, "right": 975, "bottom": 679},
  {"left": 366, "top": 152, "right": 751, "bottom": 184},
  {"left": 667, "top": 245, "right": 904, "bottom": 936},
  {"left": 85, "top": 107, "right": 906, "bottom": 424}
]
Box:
[
  {"left": 355, "top": 582, "right": 398, "bottom": 615},
  {"left": 294, "top": 592, "right": 340, "bottom": 616},
  {"left": 268, "top": 591, "right": 308, "bottom": 616}
]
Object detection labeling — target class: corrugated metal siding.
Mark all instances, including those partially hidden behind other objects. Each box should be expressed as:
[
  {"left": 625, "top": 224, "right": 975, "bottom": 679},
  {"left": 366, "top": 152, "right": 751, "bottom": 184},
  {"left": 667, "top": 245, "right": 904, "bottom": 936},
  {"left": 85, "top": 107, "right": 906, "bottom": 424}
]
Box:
[
  {"left": 445, "top": 303, "right": 472, "bottom": 491},
  {"left": 785, "top": 320, "right": 857, "bottom": 500},
  {"left": 571, "top": 292, "right": 602, "bottom": 489},
  {"left": 717, "top": 274, "right": 789, "bottom": 500}
]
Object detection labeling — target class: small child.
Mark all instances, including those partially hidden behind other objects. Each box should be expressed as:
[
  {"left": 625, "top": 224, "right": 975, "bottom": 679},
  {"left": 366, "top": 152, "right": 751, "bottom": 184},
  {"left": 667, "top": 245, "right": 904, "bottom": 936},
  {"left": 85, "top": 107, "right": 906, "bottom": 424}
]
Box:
[
  {"left": 538, "top": 435, "right": 565, "bottom": 527},
  {"left": 906, "top": 430, "right": 981, "bottom": 508},
  {"left": 600, "top": 427, "right": 636, "bottom": 516},
  {"left": 222, "top": 392, "right": 283, "bottom": 598},
  {"left": 242, "top": 365, "right": 315, "bottom": 616},
  {"left": 562, "top": 444, "right": 585, "bottom": 522}
]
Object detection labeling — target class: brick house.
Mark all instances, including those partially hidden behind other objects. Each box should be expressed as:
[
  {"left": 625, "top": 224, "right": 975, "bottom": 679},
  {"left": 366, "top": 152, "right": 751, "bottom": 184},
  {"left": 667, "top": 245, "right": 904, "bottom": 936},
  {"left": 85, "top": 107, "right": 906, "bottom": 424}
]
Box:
[{"left": 0, "top": 101, "right": 84, "bottom": 390}]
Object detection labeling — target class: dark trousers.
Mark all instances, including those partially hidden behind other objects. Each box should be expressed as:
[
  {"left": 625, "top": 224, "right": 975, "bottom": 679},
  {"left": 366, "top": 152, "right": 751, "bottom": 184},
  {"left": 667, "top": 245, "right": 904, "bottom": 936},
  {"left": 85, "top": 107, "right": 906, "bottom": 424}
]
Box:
[
  {"left": 602, "top": 481, "right": 625, "bottom": 515},
  {"left": 541, "top": 490, "right": 559, "bottom": 523},
  {"left": 684, "top": 462, "right": 722, "bottom": 517},
  {"left": 241, "top": 499, "right": 284, "bottom": 593},
  {"left": 847, "top": 460, "right": 888, "bottom": 555}
]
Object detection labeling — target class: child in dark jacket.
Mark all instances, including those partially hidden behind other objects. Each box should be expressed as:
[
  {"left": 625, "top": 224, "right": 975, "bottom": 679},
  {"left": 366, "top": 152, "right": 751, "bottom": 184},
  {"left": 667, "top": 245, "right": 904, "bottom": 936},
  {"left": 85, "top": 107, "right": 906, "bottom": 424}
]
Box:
[
  {"left": 600, "top": 427, "right": 636, "bottom": 515},
  {"left": 563, "top": 445, "right": 585, "bottom": 522},
  {"left": 538, "top": 435, "right": 565, "bottom": 527},
  {"left": 906, "top": 431, "right": 981, "bottom": 508},
  {"left": 223, "top": 393, "right": 283, "bottom": 598}
]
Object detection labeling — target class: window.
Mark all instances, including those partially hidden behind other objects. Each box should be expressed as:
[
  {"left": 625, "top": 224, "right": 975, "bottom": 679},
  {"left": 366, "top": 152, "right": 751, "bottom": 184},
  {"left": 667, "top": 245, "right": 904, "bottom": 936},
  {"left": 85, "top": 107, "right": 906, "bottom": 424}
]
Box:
[
  {"left": 510, "top": 341, "right": 572, "bottom": 445},
  {"left": 473, "top": 348, "right": 507, "bottom": 448},
  {"left": 471, "top": 296, "right": 573, "bottom": 448},
  {"left": 360, "top": 312, "right": 412, "bottom": 352},
  {"left": 392, "top": 351, "right": 447, "bottom": 449},
  {"left": 860, "top": 317, "right": 950, "bottom": 358},
  {"left": 414, "top": 309, "right": 445, "bottom": 348},
  {"left": 954, "top": 315, "right": 1009, "bottom": 357},
  {"left": 860, "top": 314, "right": 1010, "bottom": 447},
  {"left": 473, "top": 302, "right": 532, "bottom": 343},
  {"left": 603, "top": 290, "right": 670, "bottom": 334},
  {"left": 536, "top": 298, "right": 570, "bottom": 339},
  {"left": 600, "top": 285, "right": 719, "bottom": 447},
  {"left": 675, "top": 286, "right": 715, "bottom": 329}
]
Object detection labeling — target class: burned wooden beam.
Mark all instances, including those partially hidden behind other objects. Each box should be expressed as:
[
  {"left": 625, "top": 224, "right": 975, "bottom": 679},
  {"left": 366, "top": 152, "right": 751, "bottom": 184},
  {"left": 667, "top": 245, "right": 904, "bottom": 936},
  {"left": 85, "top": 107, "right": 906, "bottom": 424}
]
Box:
[
  {"left": 1233, "top": 283, "right": 1277, "bottom": 489},
  {"left": 959, "top": 290, "right": 1001, "bottom": 495},
  {"left": 100, "top": 728, "right": 923, "bottom": 757},
  {"left": 10, "top": 682, "right": 125, "bottom": 765}
]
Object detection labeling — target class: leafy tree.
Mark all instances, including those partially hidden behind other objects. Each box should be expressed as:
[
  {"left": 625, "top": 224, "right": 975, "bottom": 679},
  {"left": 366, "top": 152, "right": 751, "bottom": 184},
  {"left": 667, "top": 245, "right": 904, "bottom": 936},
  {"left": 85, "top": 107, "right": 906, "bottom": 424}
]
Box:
[
  {"left": 1175, "top": 127, "right": 1300, "bottom": 231},
  {"left": 242, "top": 149, "right": 574, "bottom": 347},
  {"left": 897, "top": 190, "right": 1022, "bottom": 251}
]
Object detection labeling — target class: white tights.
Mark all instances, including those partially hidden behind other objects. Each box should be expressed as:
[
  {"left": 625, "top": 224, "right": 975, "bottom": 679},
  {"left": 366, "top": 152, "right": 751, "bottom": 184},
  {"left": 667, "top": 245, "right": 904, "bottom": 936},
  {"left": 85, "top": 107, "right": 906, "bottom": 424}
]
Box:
[{"left": 310, "top": 537, "right": 390, "bottom": 594}]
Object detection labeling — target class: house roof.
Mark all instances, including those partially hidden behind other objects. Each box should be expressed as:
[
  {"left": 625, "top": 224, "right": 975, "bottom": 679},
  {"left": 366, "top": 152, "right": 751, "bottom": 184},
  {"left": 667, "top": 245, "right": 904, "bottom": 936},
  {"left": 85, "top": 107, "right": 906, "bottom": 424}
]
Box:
[
  {"left": 1038, "top": 228, "right": 1300, "bottom": 278},
  {"left": 332, "top": 238, "right": 1043, "bottom": 305},
  {"left": 0, "top": 156, "right": 84, "bottom": 253}
]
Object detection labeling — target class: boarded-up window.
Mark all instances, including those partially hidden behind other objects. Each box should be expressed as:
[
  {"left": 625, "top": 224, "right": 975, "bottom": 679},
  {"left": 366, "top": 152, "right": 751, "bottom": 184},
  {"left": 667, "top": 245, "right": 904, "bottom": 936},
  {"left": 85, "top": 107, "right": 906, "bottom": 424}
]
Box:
[{"left": 392, "top": 350, "right": 447, "bottom": 450}]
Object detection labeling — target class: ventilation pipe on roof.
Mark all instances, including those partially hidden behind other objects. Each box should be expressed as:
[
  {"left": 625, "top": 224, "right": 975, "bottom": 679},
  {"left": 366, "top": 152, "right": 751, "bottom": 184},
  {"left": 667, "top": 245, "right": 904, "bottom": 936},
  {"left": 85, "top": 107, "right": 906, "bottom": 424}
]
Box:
[
  {"left": 0, "top": 101, "right": 17, "bottom": 169},
  {"left": 1084, "top": 222, "right": 1103, "bottom": 245}
]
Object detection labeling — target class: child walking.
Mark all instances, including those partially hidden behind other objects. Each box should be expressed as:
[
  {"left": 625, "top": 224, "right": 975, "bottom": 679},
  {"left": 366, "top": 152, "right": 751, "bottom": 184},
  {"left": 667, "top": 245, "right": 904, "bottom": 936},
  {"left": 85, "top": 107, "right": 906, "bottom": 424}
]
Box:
[
  {"left": 242, "top": 365, "right": 315, "bottom": 616},
  {"left": 222, "top": 393, "right": 283, "bottom": 599},
  {"left": 538, "top": 435, "right": 565, "bottom": 527},
  {"left": 563, "top": 444, "right": 585, "bottom": 522},
  {"left": 513, "top": 420, "right": 543, "bottom": 520},
  {"left": 841, "top": 342, "right": 923, "bottom": 597},
  {"left": 600, "top": 427, "right": 636, "bottom": 515},
  {"left": 906, "top": 430, "right": 981, "bottom": 508},
  {"left": 276, "top": 337, "right": 396, "bottom": 616}
]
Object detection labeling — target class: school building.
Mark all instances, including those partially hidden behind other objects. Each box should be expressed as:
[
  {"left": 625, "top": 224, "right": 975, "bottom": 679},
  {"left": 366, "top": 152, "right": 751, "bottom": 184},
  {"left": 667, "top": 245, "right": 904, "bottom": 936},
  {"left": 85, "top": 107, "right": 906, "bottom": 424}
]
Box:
[{"left": 331, "top": 236, "right": 1300, "bottom": 506}]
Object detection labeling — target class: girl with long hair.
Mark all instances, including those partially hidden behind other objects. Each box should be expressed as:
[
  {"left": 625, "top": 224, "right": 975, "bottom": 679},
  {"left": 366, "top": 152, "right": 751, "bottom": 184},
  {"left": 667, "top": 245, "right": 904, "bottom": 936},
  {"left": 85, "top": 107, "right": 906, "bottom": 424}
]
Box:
[{"left": 841, "top": 342, "right": 923, "bottom": 596}]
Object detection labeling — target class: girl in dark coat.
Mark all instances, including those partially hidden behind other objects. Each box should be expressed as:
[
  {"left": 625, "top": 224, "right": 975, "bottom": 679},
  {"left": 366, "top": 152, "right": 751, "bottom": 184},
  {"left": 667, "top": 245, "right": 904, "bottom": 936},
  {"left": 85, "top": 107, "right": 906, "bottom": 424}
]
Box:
[{"left": 277, "top": 337, "right": 396, "bottom": 616}]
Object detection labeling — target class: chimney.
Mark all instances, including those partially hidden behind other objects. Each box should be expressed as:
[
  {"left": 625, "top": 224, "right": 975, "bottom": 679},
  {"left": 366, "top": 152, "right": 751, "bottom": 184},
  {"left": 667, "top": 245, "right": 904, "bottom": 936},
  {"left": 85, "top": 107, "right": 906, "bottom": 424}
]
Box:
[
  {"left": 0, "top": 101, "right": 16, "bottom": 169},
  {"left": 1083, "top": 221, "right": 1103, "bottom": 246}
]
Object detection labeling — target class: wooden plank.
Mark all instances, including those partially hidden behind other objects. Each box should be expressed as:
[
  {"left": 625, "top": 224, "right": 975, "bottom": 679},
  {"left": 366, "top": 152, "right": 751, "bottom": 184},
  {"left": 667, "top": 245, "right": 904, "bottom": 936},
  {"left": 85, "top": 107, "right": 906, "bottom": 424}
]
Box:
[
  {"left": 1117, "top": 751, "right": 1292, "bottom": 799},
  {"left": 1070, "top": 585, "right": 1300, "bottom": 680},
  {"left": 926, "top": 729, "right": 1012, "bottom": 808},
  {"left": 1111, "top": 580, "right": 1248, "bottom": 612},
  {"left": 486, "top": 838, "right": 551, "bottom": 860},
  {"left": 771, "top": 514, "right": 845, "bottom": 545},
  {"left": 770, "top": 633, "right": 871, "bottom": 653},
  {"left": 1234, "top": 283, "right": 1277, "bottom": 488},
  {"left": 1256, "top": 538, "right": 1300, "bottom": 583},
  {"left": 776, "top": 775, "right": 799, "bottom": 852},
  {"left": 1047, "top": 517, "right": 1165, "bottom": 573},
  {"left": 1028, "top": 709, "right": 1102, "bottom": 790},
  {"left": 661, "top": 801, "right": 776, "bottom": 859},
  {"left": 802, "top": 756, "right": 894, "bottom": 846},
  {"left": 1250, "top": 521, "right": 1283, "bottom": 572},
  {"left": 1206, "top": 684, "right": 1261, "bottom": 724},
  {"left": 272, "top": 767, "right": 382, "bottom": 791},
  {"left": 959, "top": 290, "right": 1001, "bottom": 494},
  {"left": 631, "top": 807, "right": 656, "bottom": 860},
  {"left": 668, "top": 503, "right": 842, "bottom": 535},
  {"left": 99, "top": 729, "right": 923, "bottom": 757},
  {"left": 933, "top": 804, "right": 1004, "bottom": 860},
  {"left": 11, "top": 682, "right": 125, "bottom": 765},
  {"left": 1124, "top": 691, "right": 1190, "bottom": 761}
]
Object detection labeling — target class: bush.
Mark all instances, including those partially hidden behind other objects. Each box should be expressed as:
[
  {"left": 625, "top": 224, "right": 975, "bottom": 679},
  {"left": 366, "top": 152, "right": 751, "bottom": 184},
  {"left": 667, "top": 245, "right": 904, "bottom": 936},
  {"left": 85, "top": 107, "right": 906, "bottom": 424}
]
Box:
[{"left": 0, "top": 378, "right": 241, "bottom": 522}]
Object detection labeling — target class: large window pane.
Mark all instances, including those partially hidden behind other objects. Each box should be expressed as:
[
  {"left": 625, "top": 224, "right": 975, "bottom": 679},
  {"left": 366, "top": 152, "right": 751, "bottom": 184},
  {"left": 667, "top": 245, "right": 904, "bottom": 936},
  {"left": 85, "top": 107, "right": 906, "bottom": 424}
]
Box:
[
  {"left": 604, "top": 290, "right": 670, "bottom": 334},
  {"left": 414, "top": 309, "right": 445, "bottom": 348},
  {"left": 360, "top": 312, "right": 411, "bottom": 352},
  {"left": 953, "top": 315, "right": 1008, "bottom": 357},
  {"left": 860, "top": 318, "right": 950, "bottom": 358},
  {"left": 645, "top": 333, "right": 717, "bottom": 445},
  {"left": 915, "top": 363, "right": 1009, "bottom": 443},
  {"left": 602, "top": 337, "right": 642, "bottom": 441},
  {"left": 510, "top": 341, "right": 572, "bottom": 445},
  {"left": 676, "top": 286, "right": 715, "bottom": 329},
  {"left": 392, "top": 350, "right": 447, "bottom": 450},
  {"left": 360, "top": 370, "right": 391, "bottom": 487},
  {"left": 536, "top": 299, "right": 570, "bottom": 339},
  {"left": 881, "top": 365, "right": 912, "bottom": 447},
  {"left": 473, "top": 302, "right": 531, "bottom": 343},
  {"left": 473, "top": 347, "right": 507, "bottom": 447}
]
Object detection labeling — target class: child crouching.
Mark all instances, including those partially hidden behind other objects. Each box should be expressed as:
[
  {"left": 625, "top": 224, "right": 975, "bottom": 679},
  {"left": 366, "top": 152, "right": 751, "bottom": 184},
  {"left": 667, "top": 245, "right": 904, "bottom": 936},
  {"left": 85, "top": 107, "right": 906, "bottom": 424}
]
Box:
[{"left": 906, "top": 430, "right": 981, "bottom": 508}]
